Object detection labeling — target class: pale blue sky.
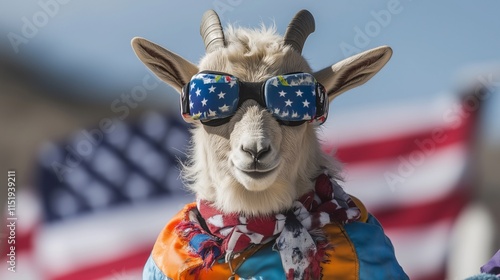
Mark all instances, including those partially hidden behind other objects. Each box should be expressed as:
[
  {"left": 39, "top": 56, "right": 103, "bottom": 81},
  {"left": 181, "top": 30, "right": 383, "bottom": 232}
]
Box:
[{"left": 1, "top": 0, "right": 499, "bottom": 141}]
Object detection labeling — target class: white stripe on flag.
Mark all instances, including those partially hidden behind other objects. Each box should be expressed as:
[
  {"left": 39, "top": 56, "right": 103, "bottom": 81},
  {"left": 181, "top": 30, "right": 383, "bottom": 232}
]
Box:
[
  {"left": 387, "top": 220, "right": 453, "bottom": 279},
  {"left": 322, "top": 94, "right": 459, "bottom": 146},
  {"left": 341, "top": 143, "right": 467, "bottom": 210}
]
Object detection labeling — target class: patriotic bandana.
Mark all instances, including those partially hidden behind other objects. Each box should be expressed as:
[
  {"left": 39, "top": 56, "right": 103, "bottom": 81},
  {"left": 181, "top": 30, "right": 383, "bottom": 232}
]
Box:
[{"left": 176, "top": 172, "right": 361, "bottom": 280}]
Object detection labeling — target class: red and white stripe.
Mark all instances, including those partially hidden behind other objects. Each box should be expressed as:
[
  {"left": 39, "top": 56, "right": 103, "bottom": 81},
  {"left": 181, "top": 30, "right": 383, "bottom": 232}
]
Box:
[
  {"left": 1, "top": 191, "right": 42, "bottom": 280},
  {"left": 2, "top": 191, "right": 194, "bottom": 280}
]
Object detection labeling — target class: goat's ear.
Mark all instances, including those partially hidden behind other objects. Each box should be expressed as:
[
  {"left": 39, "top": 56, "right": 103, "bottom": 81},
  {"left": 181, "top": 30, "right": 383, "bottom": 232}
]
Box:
[
  {"left": 131, "top": 37, "right": 199, "bottom": 93},
  {"left": 314, "top": 46, "right": 392, "bottom": 101}
]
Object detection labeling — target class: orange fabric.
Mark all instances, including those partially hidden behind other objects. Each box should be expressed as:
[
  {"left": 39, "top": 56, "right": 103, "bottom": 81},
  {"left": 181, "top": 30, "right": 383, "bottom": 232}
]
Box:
[
  {"left": 151, "top": 203, "right": 203, "bottom": 279},
  {"left": 320, "top": 223, "right": 358, "bottom": 280}
]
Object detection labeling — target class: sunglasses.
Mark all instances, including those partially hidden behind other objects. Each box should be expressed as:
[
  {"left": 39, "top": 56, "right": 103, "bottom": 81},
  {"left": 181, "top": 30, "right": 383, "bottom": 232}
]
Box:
[{"left": 181, "top": 72, "right": 328, "bottom": 126}]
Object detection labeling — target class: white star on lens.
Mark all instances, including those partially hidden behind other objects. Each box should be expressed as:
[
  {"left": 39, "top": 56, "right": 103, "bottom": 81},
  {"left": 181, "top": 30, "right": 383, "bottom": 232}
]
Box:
[
  {"left": 189, "top": 101, "right": 194, "bottom": 109},
  {"left": 302, "top": 99, "right": 310, "bottom": 108},
  {"left": 279, "top": 90, "right": 287, "bottom": 97},
  {"left": 274, "top": 108, "right": 280, "bottom": 114},
  {"left": 201, "top": 98, "right": 208, "bottom": 106},
  {"left": 219, "top": 104, "right": 230, "bottom": 112},
  {"left": 190, "top": 83, "right": 196, "bottom": 90},
  {"left": 285, "top": 99, "right": 293, "bottom": 107},
  {"left": 296, "top": 89, "right": 303, "bottom": 97},
  {"left": 312, "top": 90, "right": 316, "bottom": 96},
  {"left": 218, "top": 91, "right": 226, "bottom": 99},
  {"left": 208, "top": 109, "right": 217, "bottom": 117},
  {"left": 208, "top": 85, "right": 216, "bottom": 93},
  {"left": 292, "top": 112, "right": 299, "bottom": 118},
  {"left": 271, "top": 79, "right": 279, "bottom": 87},
  {"left": 281, "top": 111, "right": 289, "bottom": 117},
  {"left": 302, "top": 113, "right": 311, "bottom": 120},
  {"left": 229, "top": 79, "right": 237, "bottom": 88},
  {"left": 195, "top": 88, "right": 201, "bottom": 96}
]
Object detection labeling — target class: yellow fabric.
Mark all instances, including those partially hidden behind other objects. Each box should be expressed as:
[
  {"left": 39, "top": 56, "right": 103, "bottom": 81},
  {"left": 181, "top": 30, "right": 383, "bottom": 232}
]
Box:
[
  {"left": 350, "top": 195, "right": 369, "bottom": 223},
  {"left": 319, "top": 196, "right": 367, "bottom": 280},
  {"left": 320, "top": 223, "right": 358, "bottom": 280}
]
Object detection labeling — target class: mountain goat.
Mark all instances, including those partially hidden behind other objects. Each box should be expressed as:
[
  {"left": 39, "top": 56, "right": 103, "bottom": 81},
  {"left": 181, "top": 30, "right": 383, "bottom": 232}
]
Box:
[{"left": 132, "top": 9, "right": 408, "bottom": 280}]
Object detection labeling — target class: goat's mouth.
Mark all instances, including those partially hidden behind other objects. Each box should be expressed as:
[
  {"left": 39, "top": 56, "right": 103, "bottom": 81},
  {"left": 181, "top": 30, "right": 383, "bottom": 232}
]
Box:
[
  {"left": 232, "top": 161, "right": 280, "bottom": 188},
  {"left": 237, "top": 167, "right": 277, "bottom": 180}
]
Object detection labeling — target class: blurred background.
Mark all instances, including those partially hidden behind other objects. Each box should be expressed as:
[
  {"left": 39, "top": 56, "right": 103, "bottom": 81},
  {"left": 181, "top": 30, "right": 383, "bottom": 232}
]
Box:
[{"left": 1, "top": 1, "right": 499, "bottom": 279}]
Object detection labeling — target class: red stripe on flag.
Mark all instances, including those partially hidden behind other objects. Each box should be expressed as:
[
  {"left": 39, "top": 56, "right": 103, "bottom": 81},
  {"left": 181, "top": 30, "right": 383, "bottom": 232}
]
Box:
[
  {"left": 412, "top": 269, "right": 446, "bottom": 280},
  {"left": 325, "top": 114, "right": 475, "bottom": 164},
  {"left": 1, "top": 222, "right": 36, "bottom": 258},
  {"left": 16, "top": 225, "right": 38, "bottom": 252},
  {"left": 50, "top": 247, "right": 151, "bottom": 280},
  {"left": 373, "top": 188, "right": 469, "bottom": 229}
]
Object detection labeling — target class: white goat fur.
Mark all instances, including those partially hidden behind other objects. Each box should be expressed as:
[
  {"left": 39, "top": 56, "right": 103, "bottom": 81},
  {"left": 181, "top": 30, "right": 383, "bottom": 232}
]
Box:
[{"left": 132, "top": 17, "right": 392, "bottom": 217}]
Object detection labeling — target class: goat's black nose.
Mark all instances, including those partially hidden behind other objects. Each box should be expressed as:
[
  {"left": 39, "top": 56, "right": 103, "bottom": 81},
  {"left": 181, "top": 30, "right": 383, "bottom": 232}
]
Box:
[{"left": 241, "top": 145, "right": 271, "bottom": 161}]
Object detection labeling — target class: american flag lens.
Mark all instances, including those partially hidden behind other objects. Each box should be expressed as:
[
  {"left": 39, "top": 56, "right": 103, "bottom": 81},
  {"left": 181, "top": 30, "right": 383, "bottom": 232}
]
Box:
[
  {"left": 264, "top": 73, "right": 318, "bottom": 122},
  {"left": 187, "top": 73, "right": 240, "bottom": 121}
]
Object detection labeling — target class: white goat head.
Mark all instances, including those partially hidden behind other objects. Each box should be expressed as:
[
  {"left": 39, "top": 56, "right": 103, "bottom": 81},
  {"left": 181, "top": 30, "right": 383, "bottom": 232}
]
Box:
[{"left": 132, "top": 10, "right": 392, "bottom": 216}]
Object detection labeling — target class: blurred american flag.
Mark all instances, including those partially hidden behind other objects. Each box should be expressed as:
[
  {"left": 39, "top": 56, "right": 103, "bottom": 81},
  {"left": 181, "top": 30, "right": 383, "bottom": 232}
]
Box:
[
  {"left": 321, "top": 91, "right": 483, "bottom": 280},
  {"left": 2, "top": 112, "right": 194, "bottom": 280},
  {"left": 1, "top": 90, "right": 484, "bottom": 280}
]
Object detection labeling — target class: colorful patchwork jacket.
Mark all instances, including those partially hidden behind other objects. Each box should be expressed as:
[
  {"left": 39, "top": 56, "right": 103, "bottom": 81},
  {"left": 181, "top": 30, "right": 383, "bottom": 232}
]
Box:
[{"left": 143, "top": 197, "right": 408, "bottom": 280}]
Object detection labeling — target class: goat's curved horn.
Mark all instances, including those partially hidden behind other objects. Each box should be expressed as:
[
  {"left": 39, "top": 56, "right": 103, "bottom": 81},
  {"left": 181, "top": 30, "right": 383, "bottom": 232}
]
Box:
[
  {"left": 283, "top": 10, "right": 315, "bottom": 54},
  {"left": 200, "top": 10, "right": 226, "bottom": 53}
]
